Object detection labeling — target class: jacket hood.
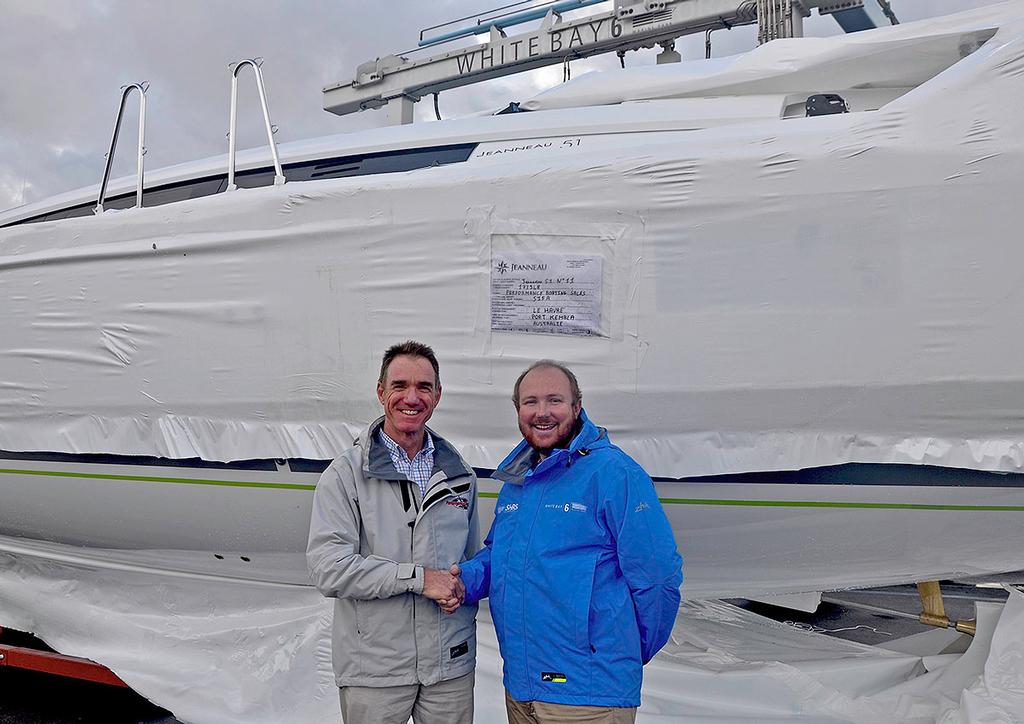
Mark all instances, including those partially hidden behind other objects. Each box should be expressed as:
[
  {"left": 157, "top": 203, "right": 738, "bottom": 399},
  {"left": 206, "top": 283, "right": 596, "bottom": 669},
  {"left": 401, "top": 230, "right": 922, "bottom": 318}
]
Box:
[
  {"left": 494, "top": 408, "right": 608, "bottom": 485},
  {"left": 357, "top": 416, "right": 473, "bottom": 482}
]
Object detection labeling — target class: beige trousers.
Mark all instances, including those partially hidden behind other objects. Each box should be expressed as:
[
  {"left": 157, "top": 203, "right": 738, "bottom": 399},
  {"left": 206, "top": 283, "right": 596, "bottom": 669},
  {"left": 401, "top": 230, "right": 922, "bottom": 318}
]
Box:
[
  {"left": 504, "top": 690, "right": 637, "bottom": 724},
  {"left": 338, "top": 672, "right": 474, "bottom": 724}
]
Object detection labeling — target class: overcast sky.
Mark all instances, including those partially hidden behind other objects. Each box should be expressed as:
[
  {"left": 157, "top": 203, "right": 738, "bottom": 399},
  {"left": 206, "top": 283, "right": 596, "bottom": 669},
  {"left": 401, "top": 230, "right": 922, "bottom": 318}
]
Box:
[{"left": 0, "top": 0, "right": 1002, "bottom": 212}]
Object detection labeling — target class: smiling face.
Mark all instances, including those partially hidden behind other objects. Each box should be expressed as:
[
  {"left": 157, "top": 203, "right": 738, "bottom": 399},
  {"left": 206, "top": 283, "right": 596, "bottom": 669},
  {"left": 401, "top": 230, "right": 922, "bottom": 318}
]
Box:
[
  {"left": 515, "top": 365, "right": 582, "bottom": 455},
  {"left": 377, "top": 354, "right": 441, "bottom": 450}
]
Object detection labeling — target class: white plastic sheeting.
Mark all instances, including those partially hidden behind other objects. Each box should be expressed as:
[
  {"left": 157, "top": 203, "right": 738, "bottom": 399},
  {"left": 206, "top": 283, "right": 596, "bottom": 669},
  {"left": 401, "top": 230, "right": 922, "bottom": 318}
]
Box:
[
  {"left": 3, "top": 7, "right": 1024, "bottom": 480},
  {"left": 4, "top": 7, "right": 1024, "bottom": 718},
  {"left": 938, "top": 588, "right": 1024, "bottom": 724},
  {"left": 0, "top": 547, "right": 1021, "bottom": 723},
  {"left": 521, "top": 4, "right": 1010, "bottom": 111},
  {"left": 0, "top": 553, "right": 338, "bottom": 723},
  {"left": 642, "top": 596, "right": 1024, "bottom": 723}
]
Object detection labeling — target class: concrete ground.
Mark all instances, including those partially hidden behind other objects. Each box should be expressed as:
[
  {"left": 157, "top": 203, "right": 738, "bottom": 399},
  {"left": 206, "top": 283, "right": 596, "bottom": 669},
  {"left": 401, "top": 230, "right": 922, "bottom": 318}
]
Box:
[{"left": 730, "top": 580, "right": 1013, "bottom": 647}]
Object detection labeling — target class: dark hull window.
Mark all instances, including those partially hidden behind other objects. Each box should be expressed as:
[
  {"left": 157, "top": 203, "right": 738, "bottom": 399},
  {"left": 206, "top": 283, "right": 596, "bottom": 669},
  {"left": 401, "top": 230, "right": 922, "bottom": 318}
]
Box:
[{"left": 4, "top": 143, "right": 476, "bottom": 228}]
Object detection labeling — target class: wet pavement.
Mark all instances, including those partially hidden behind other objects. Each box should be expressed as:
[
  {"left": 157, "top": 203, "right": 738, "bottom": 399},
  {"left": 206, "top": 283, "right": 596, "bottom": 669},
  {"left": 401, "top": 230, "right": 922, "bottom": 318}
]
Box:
[{"left": 730, "top": 581, "right": 1012, "bottom": 646}]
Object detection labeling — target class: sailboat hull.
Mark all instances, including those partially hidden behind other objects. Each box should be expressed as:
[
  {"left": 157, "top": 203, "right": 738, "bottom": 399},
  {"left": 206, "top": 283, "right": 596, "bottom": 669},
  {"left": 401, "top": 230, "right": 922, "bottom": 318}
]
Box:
[
  {"left": 1, "top": 457, "right": 1020, "bottom": 597},
  {"left": 3, "top": 5, "right": 1024, "bottom": 598}
]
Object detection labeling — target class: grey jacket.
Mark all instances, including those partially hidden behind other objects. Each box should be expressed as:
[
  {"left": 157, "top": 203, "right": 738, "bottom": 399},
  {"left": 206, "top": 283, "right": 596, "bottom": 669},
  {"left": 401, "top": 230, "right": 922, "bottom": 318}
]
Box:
[{"left": 307, "top": 417, "right": 479, "bottom": 688}]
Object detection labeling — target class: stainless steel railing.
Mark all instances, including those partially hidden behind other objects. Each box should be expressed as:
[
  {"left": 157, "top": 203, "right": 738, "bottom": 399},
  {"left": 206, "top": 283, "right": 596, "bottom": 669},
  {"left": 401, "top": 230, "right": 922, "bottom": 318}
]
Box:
[
  {"left": 95, "top": 82, "right": 148, "bottom": 213},
  {"left": 226, "top": 58, "right": 285, "bottom": 191}
]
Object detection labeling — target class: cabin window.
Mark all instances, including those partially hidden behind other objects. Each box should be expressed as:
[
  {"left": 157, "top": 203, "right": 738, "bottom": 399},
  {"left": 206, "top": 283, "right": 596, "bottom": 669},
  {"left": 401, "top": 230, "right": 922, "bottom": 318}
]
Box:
[
  {"left": 292, "top": 143, "right": 477, "bottom": 180},
  {"left": 3, "top": 143, "right": 476, "bottom": 229},
  {"left": 142, "top": 177, "right": 226, "bottom": 205}
]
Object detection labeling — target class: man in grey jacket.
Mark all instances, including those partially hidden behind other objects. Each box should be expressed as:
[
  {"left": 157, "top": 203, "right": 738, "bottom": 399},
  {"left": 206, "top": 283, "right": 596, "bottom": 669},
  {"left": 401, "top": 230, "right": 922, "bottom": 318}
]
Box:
[{"left": 308, "top": 341, "right": 478, "bottom": 724}]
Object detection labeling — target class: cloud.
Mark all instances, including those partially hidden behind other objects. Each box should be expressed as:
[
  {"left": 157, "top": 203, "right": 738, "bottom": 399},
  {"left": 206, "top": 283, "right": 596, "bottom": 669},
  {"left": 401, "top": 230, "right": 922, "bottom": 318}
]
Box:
[{"left": 0, "top": 0, "right": 1005, "bottom": 211}]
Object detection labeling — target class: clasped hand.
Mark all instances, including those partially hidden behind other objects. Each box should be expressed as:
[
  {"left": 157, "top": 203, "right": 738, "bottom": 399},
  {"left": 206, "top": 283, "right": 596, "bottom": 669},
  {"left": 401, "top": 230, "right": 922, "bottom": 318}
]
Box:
[{"left": 422, "top": 564, "right": 464, "bottom": 614}]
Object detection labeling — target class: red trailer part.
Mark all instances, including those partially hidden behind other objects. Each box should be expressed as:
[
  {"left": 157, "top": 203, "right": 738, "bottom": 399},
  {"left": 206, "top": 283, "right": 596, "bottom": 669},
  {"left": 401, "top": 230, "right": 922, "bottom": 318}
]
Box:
[{"left": 0, "top": 626, "right": 128, "bottom": 687}]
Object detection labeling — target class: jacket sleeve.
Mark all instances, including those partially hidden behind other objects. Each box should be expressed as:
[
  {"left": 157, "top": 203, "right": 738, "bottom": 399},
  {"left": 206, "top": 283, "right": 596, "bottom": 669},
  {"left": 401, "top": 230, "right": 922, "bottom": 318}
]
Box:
[
  {"left": 603, "top": 458, "right": 683, "bottom": 664},
  {"left": 459, "top": 512, "right": 494, "bottom": 605},
  {"left": 306, "top": 456, "right": 424, "bottom": 600}
]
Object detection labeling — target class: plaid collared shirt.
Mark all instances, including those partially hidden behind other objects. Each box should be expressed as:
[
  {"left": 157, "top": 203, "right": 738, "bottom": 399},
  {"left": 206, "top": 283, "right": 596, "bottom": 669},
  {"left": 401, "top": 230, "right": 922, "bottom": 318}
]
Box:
[{"left": 379, "top": 429, "right": 435, "bottom": 498}]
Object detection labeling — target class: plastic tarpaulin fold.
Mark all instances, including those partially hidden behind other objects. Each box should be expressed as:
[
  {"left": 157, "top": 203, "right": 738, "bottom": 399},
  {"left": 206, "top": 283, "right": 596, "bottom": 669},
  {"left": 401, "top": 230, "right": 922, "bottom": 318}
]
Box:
[
  {"left": 4, "top": 6, "right": 1024, "bottom": 479},
  {"left": 1, "top": 550, "right": 1021, "bottom": 723}
]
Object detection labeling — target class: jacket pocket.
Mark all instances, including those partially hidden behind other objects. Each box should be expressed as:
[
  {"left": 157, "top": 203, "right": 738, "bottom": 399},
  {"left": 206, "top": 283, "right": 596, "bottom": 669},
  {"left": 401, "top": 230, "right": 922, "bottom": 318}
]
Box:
[
  {"left": 353, "top": 595, "right": 417, "bottom": 678},
  {"left": 353, "top": 598, "right": 366, "bottom": 636},
  {"left": 574, "top": 558, "right": 598, "bottom": 652},
  {"left": 442, "top": 602, "right": 478, "bottom": 673}
]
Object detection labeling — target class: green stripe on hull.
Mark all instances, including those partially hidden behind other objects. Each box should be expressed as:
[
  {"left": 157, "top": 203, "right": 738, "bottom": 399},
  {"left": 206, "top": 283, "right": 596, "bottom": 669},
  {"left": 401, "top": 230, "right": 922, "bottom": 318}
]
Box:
[
  {"left": 1, "top": 469, "right": 1022, "bottom": 510},
  {"left": 481, "top": 490, "right": 1024, "bottom": 511},
  {"left": 657, "top": 498, "right": 1024, "bottom": 512},
  {"left": 0, "top": 468, "right": 316, "bottom": 491}
]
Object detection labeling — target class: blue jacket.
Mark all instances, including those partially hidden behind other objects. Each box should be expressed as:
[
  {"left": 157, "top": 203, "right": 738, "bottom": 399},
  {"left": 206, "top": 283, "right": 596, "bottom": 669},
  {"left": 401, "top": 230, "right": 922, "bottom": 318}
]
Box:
[{"left": 460, "top": 410, "right": 682, "bottom": 707}]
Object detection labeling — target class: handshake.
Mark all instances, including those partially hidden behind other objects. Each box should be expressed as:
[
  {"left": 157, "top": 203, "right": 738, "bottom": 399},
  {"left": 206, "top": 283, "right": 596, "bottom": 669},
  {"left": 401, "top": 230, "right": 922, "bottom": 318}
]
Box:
[{"left": 422, "top": 563, "right": 465, "bottom": 614}]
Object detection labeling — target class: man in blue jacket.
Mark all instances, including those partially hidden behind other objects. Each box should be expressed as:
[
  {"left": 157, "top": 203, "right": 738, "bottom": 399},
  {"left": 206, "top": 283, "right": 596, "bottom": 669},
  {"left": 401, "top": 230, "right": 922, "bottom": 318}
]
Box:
[{"left": 454, "top": 360, "right": 682, "bottom": 722}]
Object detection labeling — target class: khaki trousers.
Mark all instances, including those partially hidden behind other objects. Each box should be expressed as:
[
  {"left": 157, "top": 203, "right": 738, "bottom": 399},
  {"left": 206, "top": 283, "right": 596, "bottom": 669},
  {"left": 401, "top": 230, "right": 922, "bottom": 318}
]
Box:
[
  {"left": 505, "top": 690, "right": 637, "bottom": 724},
  {"left": 338, "top": 672, "right": 474, "bottom": 724}
]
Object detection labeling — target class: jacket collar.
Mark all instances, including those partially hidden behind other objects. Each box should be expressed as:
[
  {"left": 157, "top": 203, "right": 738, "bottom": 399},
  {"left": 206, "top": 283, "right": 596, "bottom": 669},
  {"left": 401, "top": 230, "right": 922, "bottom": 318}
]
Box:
[
  {"left": 358, "top": 416, "right": 472, "bottom": 482},
  {"left": 494, "top": 408, "right": 607, "bottom": 485}
]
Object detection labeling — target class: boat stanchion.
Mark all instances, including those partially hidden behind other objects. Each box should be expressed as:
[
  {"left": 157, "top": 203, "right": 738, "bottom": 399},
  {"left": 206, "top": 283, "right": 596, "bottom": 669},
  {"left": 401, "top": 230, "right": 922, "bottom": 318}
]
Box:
[
  {"left": 226, "top": 58, "right": 286, "bottom": 191},
  {"left": 95, "top": 81, "right": 149, "bottom": 213}
]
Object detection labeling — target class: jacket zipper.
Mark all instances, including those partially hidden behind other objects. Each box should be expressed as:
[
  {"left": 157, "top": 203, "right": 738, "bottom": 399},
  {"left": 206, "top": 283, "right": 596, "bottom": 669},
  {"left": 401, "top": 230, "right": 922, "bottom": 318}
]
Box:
[{"left": 410, "top": 517, "right": 418, "bottom": 673}]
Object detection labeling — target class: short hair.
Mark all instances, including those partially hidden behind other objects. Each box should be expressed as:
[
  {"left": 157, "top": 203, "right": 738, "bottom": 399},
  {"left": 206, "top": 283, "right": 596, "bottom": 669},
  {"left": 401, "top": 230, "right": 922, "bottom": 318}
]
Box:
[
  {"left": 512, "top": 360, "right": 582, "bottom": 408},
  {"left": 378, "top": 341, "right": 441, "bottom": 387}
]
